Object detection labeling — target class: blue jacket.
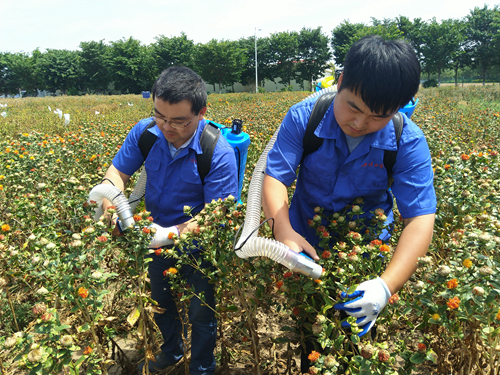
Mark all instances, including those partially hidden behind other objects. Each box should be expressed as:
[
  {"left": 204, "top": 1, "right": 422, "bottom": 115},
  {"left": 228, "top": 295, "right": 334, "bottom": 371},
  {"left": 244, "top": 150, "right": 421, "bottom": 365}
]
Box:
[
  {"left": 113, "top": 118, "right": 238, "bottom": 228},
  {"left": 266, "top": 96, "right": 436, "bottom": 248}
]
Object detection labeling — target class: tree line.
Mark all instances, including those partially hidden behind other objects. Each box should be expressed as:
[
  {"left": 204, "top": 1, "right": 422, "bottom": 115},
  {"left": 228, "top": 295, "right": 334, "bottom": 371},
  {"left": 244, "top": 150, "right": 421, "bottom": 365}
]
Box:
[{"left": 1, "top": 4, "right": 498, "bottom": 96}]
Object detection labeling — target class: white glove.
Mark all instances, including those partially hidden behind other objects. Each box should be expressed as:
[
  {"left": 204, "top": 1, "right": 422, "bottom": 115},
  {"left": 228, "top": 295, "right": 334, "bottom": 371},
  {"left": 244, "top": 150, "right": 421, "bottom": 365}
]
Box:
[
  {"left": 334, "top": 277, "right": 391, "bottom": 336},
  {"left": 148, "top": 223, "right": 179, "bottom": 249}
]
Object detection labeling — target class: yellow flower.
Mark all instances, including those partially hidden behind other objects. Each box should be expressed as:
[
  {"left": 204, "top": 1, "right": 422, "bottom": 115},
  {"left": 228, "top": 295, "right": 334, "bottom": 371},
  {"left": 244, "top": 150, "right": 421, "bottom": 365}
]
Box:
[
  {"left": 0, "top": 185, "right": 3, "bottom": 191},
  {"left": 463, "top": 259, "right": 472, "bottom": 268},
  {"left": 432, "top": 313, "right": 440, "bottom": 321}
]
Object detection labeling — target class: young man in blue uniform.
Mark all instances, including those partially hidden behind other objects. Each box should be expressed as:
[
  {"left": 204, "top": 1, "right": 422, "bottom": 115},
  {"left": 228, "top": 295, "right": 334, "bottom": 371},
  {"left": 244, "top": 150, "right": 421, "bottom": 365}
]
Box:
[
  {"left": 262, "top": 35, "right": 436, "bottom": 371},
  {"left": 101, "top": 66, "right": 238, "bottom": 374}
]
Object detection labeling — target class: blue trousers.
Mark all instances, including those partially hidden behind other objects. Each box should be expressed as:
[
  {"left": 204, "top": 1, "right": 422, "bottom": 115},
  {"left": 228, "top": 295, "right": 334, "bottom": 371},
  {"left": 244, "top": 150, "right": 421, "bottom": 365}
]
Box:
[{"left": 148, "top": 251, "right": 216, "bottom": 375}]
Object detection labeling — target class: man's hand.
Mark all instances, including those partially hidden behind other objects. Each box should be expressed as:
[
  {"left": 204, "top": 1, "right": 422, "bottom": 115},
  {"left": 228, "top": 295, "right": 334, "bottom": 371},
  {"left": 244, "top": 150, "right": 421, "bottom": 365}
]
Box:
[
  {"left": 334, "top": 277, "right": 391, "bottom": 336},
  {"left": 274, "top": 226, "right": 319, "bottom": 260},
  {"left": 149, "top": 224, "right": 179, "bottom": 248}
]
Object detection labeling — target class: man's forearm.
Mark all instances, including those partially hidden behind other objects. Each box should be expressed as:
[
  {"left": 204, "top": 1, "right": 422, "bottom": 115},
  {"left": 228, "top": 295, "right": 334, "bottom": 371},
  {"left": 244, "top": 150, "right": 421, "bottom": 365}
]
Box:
[
  {"left": 101, "top": 164, "right": 130, "bottom": 211},
  {"left": 262, "top": 175, "right": 293, "bottom": 237},
  {"left": 381, "top": 213, "right": 435, "bottom": 294}
]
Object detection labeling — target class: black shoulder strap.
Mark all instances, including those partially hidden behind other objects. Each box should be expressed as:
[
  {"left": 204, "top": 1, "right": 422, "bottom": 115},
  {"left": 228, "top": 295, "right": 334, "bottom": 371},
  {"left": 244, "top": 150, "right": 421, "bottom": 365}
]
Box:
[
  {"left": 138, "top": 119, "right": 159, "bottom": 160},
  {"left": 197, "top": 121, "right": 221, "bottom": 184},
  {"left": 384, "top": 112, "right": 404, "bottom": 188},
  {"left": 301, "top": 92, "right": 336, "bottom": 163}
]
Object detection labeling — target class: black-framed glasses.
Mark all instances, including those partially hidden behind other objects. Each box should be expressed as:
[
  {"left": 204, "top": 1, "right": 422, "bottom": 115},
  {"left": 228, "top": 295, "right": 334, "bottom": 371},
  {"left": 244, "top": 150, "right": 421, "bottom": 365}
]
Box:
[{"left": 150, "top": 110, "right": 197, "bottom": 129}]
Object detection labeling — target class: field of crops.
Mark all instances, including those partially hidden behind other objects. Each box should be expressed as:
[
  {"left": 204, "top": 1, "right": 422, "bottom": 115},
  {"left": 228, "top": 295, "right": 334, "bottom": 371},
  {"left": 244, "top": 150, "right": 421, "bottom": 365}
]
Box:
[{"left": 1, "top": 86, "right": 500, "bottom": 375}]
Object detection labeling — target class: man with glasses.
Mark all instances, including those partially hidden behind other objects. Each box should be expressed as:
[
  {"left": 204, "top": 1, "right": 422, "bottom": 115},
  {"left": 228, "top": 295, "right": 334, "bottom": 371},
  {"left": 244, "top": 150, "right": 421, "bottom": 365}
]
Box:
[{"left": 100, "top": 66, "right": 238, "bottom": 374}]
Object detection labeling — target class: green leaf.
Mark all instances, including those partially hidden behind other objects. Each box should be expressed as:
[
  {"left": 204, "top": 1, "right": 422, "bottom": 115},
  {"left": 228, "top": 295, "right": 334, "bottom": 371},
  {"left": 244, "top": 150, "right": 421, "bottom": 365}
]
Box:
[
  {"left": 482, "top": 326, "right": 495, "bottom": 334},
  {"left": 225, "top": 305, "right": 239, "bottom": 312},
  {"left": 56, "top": 324, "right": 71, "bottom": 332},
  {"left": 334, "top": 335, "right": 345, "bottom": 349},
  {"left": 322, "top": 304, "right": 333, "bottom": 314},
  {"left": 410, "top": 352, "right": 426, "bottom": 364},
  {"left": 78, "top": 323, "right": 90, "bottom": 332}
]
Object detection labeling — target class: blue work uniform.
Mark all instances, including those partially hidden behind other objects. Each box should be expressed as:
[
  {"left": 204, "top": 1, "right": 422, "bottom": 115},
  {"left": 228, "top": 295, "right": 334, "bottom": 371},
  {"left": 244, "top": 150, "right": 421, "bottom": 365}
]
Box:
[
  {"left": 266, "top": 96, "right": 436, "bottom": 249},
  {"left": 113, "top": 117, "right": 238, "bottom": 375},
  {"left": 113, "top": 117, "right": 238, "bottom": 228}
]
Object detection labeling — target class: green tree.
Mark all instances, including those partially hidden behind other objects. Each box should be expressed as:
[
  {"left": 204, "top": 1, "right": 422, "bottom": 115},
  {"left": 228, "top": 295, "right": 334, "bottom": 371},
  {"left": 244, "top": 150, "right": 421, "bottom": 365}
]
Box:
[
  {"left": 79, "top": 40, "right": 112, "bottom": 94},
  {"left": 398, "top": 17, "right": 428, "bottom": 67},
  {"left": 194, "top": 39, "right": 247, "bottom": 93},
  {"left": 237, "top": 36, "right": 273, "bottom": 91},
  {"left": 465, "top": 5, "right": 500, "bottom": 85},
  {"left": 0, "top": 52, "right": 33, "bottom": 95},
  {"left": 447, "top": 19, "right": 469, "bottom": 86},
  {"left": 108, "top": 37, "right": 154, "bottom": 94},
  {"left": 296, "top": 27, "right": 332, "bottom": 91},
  {"left": 331, "top": 20, "right": 365, "bottom": 66},
  {"left": 267, "top": 31, "right": 299, "bottom": 86},
  {"left": 420, "top": 18, "right": 464, "bottom": 85},
  {"left": 364, "top": 17, "right": 404, "bottom": 40},
  {"left": 36, "top": 49, "right": 83, "bottom": 95},
  {"left": 151, "top": 33, "right": 195, "bottom": 76}
]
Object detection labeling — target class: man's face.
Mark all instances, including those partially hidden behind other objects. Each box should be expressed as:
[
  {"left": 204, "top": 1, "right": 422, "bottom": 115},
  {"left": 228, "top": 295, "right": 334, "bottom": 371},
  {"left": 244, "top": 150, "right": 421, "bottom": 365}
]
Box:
[
  {"left": 153, "top": 98, "right": 206, "bottom": 148},
  {"left": 334, "top": 75, "right": 396, "bottom": 138}
]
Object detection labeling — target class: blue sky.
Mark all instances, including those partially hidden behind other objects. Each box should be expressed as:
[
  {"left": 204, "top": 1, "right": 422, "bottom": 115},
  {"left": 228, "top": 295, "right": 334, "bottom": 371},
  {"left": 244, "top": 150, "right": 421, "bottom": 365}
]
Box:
[{"left": 0, "top": 0, "right": 496, "bottom": 53}]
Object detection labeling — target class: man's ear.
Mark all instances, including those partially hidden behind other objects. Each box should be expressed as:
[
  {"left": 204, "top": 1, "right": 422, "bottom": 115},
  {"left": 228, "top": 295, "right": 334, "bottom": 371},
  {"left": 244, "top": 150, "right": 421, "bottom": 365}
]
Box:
[
  {"left": 199, "top": 106, "right": 207, "bottom": 117},
  {"left": 337, "top": 72, "right": 343, "bottom": 89}
]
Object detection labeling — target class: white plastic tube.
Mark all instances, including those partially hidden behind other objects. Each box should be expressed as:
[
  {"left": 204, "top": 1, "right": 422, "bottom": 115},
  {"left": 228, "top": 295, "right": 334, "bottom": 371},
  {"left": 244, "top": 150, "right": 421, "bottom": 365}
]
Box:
[
  {"left": 128, "top": 167, "right": 147, "bottom": 213},
  {"left": 88, "top": 185, "right": 135, "bottom": 229}
]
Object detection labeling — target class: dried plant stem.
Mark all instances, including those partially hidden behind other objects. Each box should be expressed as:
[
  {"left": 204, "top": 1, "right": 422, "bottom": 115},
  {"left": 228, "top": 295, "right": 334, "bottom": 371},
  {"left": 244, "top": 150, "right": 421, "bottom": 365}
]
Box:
[{"left": 5, "top": 286, "right": 19, "bottom": 332}]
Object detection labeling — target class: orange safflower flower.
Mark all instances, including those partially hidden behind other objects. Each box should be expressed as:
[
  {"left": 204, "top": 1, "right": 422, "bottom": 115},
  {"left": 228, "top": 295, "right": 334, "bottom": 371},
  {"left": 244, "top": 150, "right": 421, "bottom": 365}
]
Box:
[
  {"left": 83, "top": 346, "right": 93, "bottom": 355},
  {"left": 496, "top": 308, "right": 500, "bottom": 320},
  {"left": 371, "top": 240, "right": 382, "bottom": 246},
  {"left": 1, "top": 224, "right": 10, "bottom": 232},
  {"left": 380, "top": 244, "right": 390, "bottom": 252},
  {"left": 276, "top": 281, "right": 284, "bottom": 290},
  {"left": 78, "top": 287, "right": 89, "bottom": 298},
  {"left": 461, "top": 154, "right": 470, "bottom": 160},
  {"left": 463, "top": 259, "right": 473, "bottom": 268},
  {"left": 447, "top": 278, "right": 458, "bottom": 289},
  {"left": 308, "top": 351, "right": 320, "bottom": 362},
  {"left": 444, "top": 164, "right": 451, "bottom": 170},
  {"left": 388, "top": 294, "right": 400, "bottom": 304},
  {"left": 447, "top": 296, "right": 460, "bottom": 309},
  {"left": 163, "top": 268, "right": 178, "bottom": 277}
]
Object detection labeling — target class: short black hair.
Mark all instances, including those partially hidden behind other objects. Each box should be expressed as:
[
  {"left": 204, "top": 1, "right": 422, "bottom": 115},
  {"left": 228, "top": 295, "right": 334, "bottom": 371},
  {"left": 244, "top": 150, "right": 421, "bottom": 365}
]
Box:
[
  {"left": 152, "top": 66, "right": 207, "bottom": 114},
  {"left": 338, "top": 35, "right": 420, "bottom": 115}
]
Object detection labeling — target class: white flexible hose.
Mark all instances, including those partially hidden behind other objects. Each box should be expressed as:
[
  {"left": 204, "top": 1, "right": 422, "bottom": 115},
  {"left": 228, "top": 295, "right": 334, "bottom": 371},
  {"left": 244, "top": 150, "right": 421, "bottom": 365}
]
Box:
[
  {"left": 88, "top": 184, "right": 135, "bottom": 229},
  {"left": 128, "top": 167, "right": 147, "bottom": 213}
]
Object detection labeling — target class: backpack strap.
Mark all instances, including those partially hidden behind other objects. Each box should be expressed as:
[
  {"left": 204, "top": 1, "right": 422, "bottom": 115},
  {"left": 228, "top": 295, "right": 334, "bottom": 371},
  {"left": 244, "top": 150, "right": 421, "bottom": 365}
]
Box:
[
  {"left": 384, "top": 112, "right": 404, "bottom": 189},
  {"left": 301, "top": 92, "right": 336, "bottom": 163},
  {"left": 137, "top": 119, "right": 220, "bottom": 184},
  {"left": 138, "top": 119, "right": 159, "bottom": 160},
  {"left": 197, "top": 121, "right": 221, "bottom": 184}
]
